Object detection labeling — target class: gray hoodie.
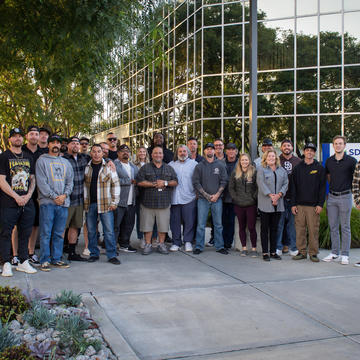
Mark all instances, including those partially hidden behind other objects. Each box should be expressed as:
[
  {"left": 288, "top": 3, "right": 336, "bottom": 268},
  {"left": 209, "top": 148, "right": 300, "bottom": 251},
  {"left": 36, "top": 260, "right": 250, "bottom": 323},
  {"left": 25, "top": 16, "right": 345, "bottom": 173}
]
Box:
[{"left": 36, "top": 154, "right": 74, "bottom": 207}]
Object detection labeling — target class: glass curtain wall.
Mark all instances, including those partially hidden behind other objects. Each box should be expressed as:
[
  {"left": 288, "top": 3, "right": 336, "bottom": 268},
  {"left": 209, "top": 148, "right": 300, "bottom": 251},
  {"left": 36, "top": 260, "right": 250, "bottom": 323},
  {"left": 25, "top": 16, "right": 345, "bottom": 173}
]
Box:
[{"left": 94, "top": 0, "right": 360, "bottom": 157}]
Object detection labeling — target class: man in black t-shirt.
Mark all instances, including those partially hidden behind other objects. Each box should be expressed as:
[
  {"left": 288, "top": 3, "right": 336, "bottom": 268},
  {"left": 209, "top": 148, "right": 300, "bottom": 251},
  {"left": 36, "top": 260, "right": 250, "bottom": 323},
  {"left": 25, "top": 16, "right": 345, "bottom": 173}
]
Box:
[{"left": 0, "top": 128, "right": 37, "bottom": 277}]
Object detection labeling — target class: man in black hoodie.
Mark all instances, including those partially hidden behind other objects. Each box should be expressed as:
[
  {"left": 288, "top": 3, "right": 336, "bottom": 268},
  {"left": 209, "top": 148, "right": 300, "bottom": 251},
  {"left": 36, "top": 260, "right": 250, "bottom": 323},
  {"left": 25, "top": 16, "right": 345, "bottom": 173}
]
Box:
[
  {"left": 291, "top": 143, "right": 326, "bottom": 262},
  {"left": 147, "top": 133, "right": 174, "bottom": 164}
]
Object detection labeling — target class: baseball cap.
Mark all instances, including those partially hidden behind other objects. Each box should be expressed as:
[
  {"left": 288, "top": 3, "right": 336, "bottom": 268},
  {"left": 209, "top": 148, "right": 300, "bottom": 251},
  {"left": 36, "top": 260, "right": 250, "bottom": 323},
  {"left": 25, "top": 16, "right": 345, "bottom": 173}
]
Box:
[
  {"left": 262, "top": 138, "right": 273, "bottom": 146},
  {"left": 79, "top": 137, "right": 90, "bottom": 143},
  {"left": 27, "top": 125, "right": 40, "bottom": 133},
  {"left": 47, "top": 134, "right": 62, "bottom": 143},
  {"left": 304, "top": 142, "right": 317, "bottom": 151},
  {"left": 9, "top": 128, "right": 23, "bottom": 138},
  {"left": 118, "top": 144, "right": 130, "bottom": 152},
  {"left": 226, "top": 143, "right": 237, "bottom": 150},
  {"left": 39, "top": 127, "right": 51, "bottom": 135},
  {"left": 281, "top": 139, "right": 293, "bottom": 146},
  {"left": 68, "top": 136, "right": 80, "bottom": 143},
  {"left": 204, "top": 142, "right": 215, "bottom": 150}
]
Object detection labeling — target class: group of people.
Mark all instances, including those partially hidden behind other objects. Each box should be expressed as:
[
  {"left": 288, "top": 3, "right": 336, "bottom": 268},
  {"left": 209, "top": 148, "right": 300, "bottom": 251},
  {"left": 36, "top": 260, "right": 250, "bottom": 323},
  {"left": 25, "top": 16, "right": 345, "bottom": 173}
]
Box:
[{"left": 1, "top": 127, "right": 360, "bottom": 277}]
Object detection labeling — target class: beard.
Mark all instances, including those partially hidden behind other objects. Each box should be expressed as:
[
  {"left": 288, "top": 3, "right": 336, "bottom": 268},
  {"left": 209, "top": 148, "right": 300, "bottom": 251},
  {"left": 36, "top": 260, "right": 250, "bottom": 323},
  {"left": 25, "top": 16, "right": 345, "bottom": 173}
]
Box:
[
  {"left": 178, "top": 154, "right": 188, "bottom": 161},
  {"left": 206, "top": 153, "right": 214, "bottom": 158},
  {"left": 52, "top": 147, "right": 60, "bottom": 153}
]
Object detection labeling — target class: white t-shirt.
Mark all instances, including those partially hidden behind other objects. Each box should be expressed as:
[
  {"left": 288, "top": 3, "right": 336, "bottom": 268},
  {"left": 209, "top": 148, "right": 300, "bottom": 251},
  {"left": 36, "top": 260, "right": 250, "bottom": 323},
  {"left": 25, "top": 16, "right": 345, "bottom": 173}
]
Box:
[{"left": 122, "top": 162, "right": 134, "bottom": 205}]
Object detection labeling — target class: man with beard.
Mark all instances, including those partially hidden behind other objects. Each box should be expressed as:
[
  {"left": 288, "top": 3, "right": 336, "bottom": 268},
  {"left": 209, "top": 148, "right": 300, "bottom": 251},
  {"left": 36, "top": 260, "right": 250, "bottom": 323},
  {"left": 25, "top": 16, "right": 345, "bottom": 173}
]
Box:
[
  {"left": 192, "top": 143, "right": 228, "bottom": 255},
  {"left": 187, "top": 137, "right": 204, "bottom": 163},
  {"left": 80, "top": 137, "right": 90, "bottom": 154},
  {"left": 147, "top": 132, "right": 174, "bottom": 164},
  {"left": 100, "top": 142, "right": 110, "bottom": 159},
  {"left": 36, "top": 135, "right": 74, "bottom": 271},
  {"left": 136, "top": 146, "right": 178, "bottom": 255},
  {"left": 276, "top": 139, "right": 301, "bottom": 256},
  {"left": 63, "top": 137, "right": 90, "bottom": 261},
  {"left": 106, "top": 132, "right": 119, "bottom": 160},
  {"left": 0, "top": 128, "right": 37, "bottom": 277},
  {"left": 168, "top": 145, "right": 198, "bottom": 252},
  {"left": 114, "top": 144, "right": 139, "bottom": 253}
]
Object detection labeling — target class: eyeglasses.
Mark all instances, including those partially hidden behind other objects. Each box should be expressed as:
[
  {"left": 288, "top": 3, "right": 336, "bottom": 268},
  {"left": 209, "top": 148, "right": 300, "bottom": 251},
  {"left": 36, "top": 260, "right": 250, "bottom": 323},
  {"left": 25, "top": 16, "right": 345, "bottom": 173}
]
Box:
[
  {"left": 214, "top": 144, "right": 224, "bottom": 147},
  {"left": 108, "top": 138, "right": 117, "bottom": 142},
  {"left": 80, "top": 142, "right": 89, "bottom": 146}
]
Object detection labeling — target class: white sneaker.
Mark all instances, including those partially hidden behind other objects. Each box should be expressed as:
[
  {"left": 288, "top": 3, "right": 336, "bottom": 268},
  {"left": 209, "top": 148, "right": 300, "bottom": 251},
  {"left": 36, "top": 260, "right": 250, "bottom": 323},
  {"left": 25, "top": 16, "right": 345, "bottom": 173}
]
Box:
[
  {"left": 289, "top": 249, "right": 299, "bottom": 256},
  {"left": 185, "top": 242, "right": 193, "bottom": 252},
  {"left": 276, "top": 249, "right": 282, "bottom": 256},
  {"left": 354, "top": 262, "right": 360, "bottom": 267},
  {"left": 340, "top": 255, "right": 349, "bottom": 265},
  {"left": 82, "top": 248, "right": 90, "bottom": 256},
  {"left": 169, "top": 244, "right": 180, "bottom": 252},
  {"left": 2, "top": 262, "right": 13, "bottom": 277},
  {"left": 322, "top": 253, "right": 340, "bottom": 262},
  {"left": 16, "top": 260, "right": 37, "bottom": 274}
]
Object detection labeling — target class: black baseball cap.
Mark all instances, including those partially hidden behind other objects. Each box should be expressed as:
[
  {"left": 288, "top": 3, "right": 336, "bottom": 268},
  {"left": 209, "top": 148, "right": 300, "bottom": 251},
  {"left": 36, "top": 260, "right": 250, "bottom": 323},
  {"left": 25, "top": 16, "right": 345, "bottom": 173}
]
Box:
[
  {"left": 304, "top": 142, "right": 317, "bottom": 151},
  {"left": 48, "top": 134, "right": 62, "bottom": 143},
  {"left": 79, "top": 137, "right": 90, "bottom": 143},
  {"left": 27, "top": 125, "right": 40, "bottom": 133},
  {"left": 281, "top": 139, "right": 293, "bottom": 146},
  {"left": 204, "top": 142, "right": 215, "bottom": 150},
  {"left": 226, "top": 143, "right": 237, "bottom": 150},
  {"left": 9, "top": 128, "right": 23, "bottom": 138},
  {"left": 68, "top": 136, "right": 80, "bottom": 143},
  {"left": 118, "top": 144, "right": 130, "bottom": 152},
  {"left": 39, "top": 127, "right": 51, "bottom": 135},
  {"left": 262, "top": 138, "right": 273, "bottom": 146}
]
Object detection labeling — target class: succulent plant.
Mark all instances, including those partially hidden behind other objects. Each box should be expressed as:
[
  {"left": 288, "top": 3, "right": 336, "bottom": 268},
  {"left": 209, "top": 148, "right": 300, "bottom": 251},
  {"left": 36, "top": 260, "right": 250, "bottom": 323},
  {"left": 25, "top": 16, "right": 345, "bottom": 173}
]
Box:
[
  {"left": 55, "top": 290, "right": 82, "bottom": 307},
  {"left": 0, "top": 322, "right": 19, "bottom": 353},
  {"left": 0, "top": 344, "right": 34, "bottom": 360},
  {"left": 0, "top": 286, "right": 29, "bottom": 324},
  {"left": 23, "top": 302, "right": 57, "bottom": 330}
]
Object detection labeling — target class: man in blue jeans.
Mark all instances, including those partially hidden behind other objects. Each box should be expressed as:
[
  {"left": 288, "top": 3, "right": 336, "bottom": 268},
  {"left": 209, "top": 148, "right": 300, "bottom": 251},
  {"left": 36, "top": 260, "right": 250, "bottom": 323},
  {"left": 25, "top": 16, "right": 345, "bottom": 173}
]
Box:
[
  {"left": 36, "top": 134, "right": 74, "bottom": 272},
  {"left": 84, "top": 144, "right": 121, "bottom": 265},
  {"left": 192, "top": 142, "right": 228, "bottom": 255}
]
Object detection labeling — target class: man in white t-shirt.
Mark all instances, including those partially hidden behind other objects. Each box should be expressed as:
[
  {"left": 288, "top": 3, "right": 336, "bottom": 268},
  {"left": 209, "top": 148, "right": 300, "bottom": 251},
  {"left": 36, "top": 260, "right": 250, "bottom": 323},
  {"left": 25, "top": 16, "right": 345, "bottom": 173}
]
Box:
[{"left": 114, "top": 144, "right": 139, "bottom": 252}]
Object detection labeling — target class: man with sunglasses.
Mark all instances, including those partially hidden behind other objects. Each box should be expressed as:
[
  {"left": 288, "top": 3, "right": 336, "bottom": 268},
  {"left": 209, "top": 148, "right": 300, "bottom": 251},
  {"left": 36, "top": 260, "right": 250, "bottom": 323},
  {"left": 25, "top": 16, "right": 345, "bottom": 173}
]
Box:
[
  {"left": 106, "top": 132, "right": 118, "bottom": 160},
  {"left": 79, "top": 137, "right": 90, "bottom": 154}
]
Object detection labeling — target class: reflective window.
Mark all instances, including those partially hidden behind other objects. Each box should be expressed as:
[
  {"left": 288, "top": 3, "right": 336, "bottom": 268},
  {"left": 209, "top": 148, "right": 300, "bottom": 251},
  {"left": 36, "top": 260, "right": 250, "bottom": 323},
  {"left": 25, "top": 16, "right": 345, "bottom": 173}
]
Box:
[
  {"left": 320, "top": 0, "right": 342, "bottom": 13},
  {"left": 344, "top": 12, "right": 360, "bottom": 64},
  {"left": 296, "top": 16, "right": 317, "bottom": 67},
  {"left": 320, "top": 14, "right": 342, "bottom": 66},
  {"left": 258, "top": 0, "right": 294, "bottom": 19},
  {"left": 297, "top": 0, "right": 317, "bottom": 16},
  {"left": 344, "top": 0, "right": 360, "bottom": 11}
]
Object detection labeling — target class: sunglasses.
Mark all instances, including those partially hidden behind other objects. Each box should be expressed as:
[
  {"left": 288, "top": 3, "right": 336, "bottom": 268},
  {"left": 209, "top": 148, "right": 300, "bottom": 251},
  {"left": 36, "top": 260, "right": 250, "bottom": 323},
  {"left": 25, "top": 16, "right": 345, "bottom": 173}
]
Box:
[
  {"left": 80, "top": 142, "right": 89, "bottom": 145},
  {"left": 108, "top": 138, "right": 117, "bottom": 142}
]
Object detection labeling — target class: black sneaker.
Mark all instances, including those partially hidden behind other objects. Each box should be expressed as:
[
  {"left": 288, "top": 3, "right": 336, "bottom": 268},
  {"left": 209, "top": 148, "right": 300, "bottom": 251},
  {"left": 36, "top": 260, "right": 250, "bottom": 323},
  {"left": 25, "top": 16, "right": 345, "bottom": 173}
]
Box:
[
  {"left": 193, "top": 249, "right": 202, "bottom": 255},
  {"left": 263, "top": 254, "right": 270, "bottom": 261},
  {"left": 29, "top": 254, "right": 40, "bottom": 265},
  {"left": 88, "top": 256, "right": 100, "bottom": 263},
  {"left": 165, "top": 234, "right": 172, "bottom": 243},
  {"left": 206, "top": 239, "right": 214, "bottom": 247},
  {"left": 270, "top": 253, "right": 281, "bottom": 260},
  {"left": 68, "top": 253, "right": 87, "bottom": 262},
  {"left": 108, "top": 257, "right": 121, "bottom": 265},
  {"left": 216, "top": 248, "right": 229, "bottom": 255},
  {"left": 119, "top": 245, "right": 137, "bottom": 253}
]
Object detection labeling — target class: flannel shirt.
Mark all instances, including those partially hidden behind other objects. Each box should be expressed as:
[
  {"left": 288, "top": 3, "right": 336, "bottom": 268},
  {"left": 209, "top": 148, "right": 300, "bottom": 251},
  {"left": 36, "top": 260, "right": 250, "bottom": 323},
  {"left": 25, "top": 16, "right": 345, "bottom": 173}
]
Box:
[
  {"left": 84, "top": 159, "right": 120, "bottom": 213},
  {"left": 352, "top": 161, "right": 360, "bottom": 207},
  {"left": 63, "top": 153, "right": 90, "bottom": 206}
]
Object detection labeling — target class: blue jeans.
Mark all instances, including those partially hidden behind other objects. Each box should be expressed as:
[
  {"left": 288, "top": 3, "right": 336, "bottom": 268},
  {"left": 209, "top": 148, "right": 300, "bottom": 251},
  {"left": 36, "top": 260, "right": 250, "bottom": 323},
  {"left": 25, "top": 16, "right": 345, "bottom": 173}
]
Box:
[
  {"left": 327, "top": 193, "right": 352, "bottom": 256},
  {"left": 39, "top": 204, "right": 68, "bottom": 264},
  {"left": 276, "top": 199, "right": 297, "bottom": 251},
  {"left": 195, "top": 198, "right": 224, "bottom": 251},
  {"left": 86, "top": 203, "right": 117, "bottom": 259}
]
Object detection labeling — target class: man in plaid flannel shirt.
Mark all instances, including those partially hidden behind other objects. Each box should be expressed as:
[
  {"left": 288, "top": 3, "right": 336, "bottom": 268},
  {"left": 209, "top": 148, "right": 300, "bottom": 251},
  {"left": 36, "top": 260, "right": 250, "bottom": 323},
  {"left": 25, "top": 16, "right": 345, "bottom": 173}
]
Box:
[{"left": 84, "top": 144, "right": 121, "bottom": 265}]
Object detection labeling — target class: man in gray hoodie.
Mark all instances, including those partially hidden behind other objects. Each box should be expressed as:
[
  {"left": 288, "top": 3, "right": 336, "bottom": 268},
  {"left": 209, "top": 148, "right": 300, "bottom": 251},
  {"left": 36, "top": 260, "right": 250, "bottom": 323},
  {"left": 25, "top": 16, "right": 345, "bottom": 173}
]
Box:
[{"left": 36, "top": 135, "right": 74, "bottom": 272}]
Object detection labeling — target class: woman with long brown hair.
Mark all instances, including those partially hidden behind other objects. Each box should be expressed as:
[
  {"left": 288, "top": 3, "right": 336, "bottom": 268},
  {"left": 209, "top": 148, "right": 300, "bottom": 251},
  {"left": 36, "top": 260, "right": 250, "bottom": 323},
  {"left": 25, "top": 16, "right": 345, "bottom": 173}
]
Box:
[{"left": 229, "top": 153, "right": 258, "bottom": 257}]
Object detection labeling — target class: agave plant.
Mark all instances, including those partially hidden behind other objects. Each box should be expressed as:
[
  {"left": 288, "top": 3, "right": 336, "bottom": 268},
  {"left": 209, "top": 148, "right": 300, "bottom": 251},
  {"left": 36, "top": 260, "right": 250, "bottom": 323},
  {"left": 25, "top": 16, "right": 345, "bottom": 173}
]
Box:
[
  {"left": 0, "top": 321, "right": 19, "bottom": 353},
  {"left": 23, "top": 302, "right": 57, "bottom": 330},
  {"left": 55, "top": 290, "right": 82, "bottom": 307}
]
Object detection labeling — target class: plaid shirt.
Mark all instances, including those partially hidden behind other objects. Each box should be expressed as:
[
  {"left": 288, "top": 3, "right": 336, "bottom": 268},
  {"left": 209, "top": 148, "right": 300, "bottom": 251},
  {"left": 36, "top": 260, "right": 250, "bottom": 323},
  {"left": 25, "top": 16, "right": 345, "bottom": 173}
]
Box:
[
  {"left": 352, "top": 161, "right": 360, "bottom": 206},
  {"left": 84, "top": 159, "right": 120, "bottom": 213},
  {"left": 136, "top": 162, "right": 178, "bottom": 208},
  {"left": 63, "top": 153, "right": 90, "bottom": 206}
]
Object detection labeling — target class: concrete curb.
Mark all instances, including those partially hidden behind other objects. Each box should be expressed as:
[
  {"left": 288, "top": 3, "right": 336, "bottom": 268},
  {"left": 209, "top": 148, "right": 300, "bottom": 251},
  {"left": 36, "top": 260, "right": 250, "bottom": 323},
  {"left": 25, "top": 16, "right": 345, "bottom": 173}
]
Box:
[{"left": 82, "top": 293, "right": 139, "bottom": 360}]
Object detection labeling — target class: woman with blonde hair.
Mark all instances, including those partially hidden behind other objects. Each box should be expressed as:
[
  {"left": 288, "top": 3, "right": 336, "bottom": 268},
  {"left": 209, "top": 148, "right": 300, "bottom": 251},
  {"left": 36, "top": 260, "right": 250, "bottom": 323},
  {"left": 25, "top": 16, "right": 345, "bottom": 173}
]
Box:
[
  {"left": 134, "top": 146, "right": 150, "bottom": 248},
  {"left": 257, "top": 150, "right": 288, "bottom": 261},
  {"left": 229, "top": 153, "right": 258, "bottom": 257}
]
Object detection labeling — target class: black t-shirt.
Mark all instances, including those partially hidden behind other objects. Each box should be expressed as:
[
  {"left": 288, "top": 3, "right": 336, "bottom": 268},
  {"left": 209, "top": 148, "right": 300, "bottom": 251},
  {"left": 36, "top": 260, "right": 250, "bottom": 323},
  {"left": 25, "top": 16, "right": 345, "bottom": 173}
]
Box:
[
  {"left": 0, "top": 150, "right": 34, "bottom": 207},
  {"left": 90, "top": 162, "right": 101, "bottom": 204},
  {"left": 108, "top": 150, "right": 118, "bottom": 160},
  {"left": 325, "top": 154, "right": 357, "bottom": 192}
]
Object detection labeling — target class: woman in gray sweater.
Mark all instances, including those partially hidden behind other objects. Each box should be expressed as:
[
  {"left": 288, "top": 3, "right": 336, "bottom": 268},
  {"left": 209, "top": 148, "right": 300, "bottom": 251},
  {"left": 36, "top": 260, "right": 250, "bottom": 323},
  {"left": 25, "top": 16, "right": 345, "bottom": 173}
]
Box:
[
  {"left": 256, "top": 150, "right": 288, "bottom": 261},
  {"left": 229, "top": 153, "right": 258, "bottom": 257}
]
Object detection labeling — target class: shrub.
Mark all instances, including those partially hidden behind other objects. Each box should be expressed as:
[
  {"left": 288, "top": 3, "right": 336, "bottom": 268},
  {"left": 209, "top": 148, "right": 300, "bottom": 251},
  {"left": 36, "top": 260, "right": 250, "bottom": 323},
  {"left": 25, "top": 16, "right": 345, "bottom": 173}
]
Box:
[
  {"left": 319, "top": 206, "right": 360, "bottom": 249},
  {"left": 55, "top": 290, "right": 82, "bottom": 307},
  {"left": 23, "top": 302, "right": 57, "bottom": 330},
  {"left": 0, "top": 286, "right": 29, "bottom": 324},
  {"left": 0, "top": 322, "right": 19, "bottom": 353},
  {"left": 0, "top": 344, "right": 35, "bottom": 360}
]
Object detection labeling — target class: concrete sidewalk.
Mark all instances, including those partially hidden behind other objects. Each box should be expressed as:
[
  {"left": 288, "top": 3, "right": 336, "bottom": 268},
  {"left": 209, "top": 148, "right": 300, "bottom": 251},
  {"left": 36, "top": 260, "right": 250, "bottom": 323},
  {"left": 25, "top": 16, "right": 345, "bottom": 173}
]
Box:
[{"left": 2, "top": 239, "right": 360, "bottom": 360}]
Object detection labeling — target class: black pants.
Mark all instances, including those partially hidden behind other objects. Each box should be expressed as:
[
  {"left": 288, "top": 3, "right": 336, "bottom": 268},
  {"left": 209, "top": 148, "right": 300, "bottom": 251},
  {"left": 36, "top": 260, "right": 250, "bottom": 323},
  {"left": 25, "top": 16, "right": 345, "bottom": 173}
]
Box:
[
  {"left": 0, "top": 201, "right": 35, "bottom": 263},
  {"left": 222, "top": 203, "right": 236, "bottom": 248},
  {"left": 259, "top": 210, "right": 281, "bottom": 254},
  {"left": 114, "top": 205, "right": 136, "bottom": 248}
]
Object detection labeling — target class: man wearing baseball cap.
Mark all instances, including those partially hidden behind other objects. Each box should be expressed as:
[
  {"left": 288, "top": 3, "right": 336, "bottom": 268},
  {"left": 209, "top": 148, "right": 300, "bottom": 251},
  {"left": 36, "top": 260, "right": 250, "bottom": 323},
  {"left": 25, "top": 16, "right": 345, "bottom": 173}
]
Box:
[
  {"left": 192, "top": 142, "right": 228, "bottom": 254},
  {"left": 254, "top": 138, "right": 273, "bottom": 168},
  {"left": 0, "top": 128, "right": 37, "bottom": 276},
  {"left": 291, "top": 142, "right": 326, "bottom": 262},
  {"left": 36, "top": 134, "right": 74, "bottom": 271}
]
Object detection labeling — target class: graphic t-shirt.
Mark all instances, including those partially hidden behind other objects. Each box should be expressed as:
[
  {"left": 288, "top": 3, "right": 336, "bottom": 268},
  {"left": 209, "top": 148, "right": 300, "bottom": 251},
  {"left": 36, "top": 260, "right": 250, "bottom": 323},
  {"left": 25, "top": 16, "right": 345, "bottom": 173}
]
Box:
[{"left": 0, "top": 149, "right": 34, "bottom": 207}]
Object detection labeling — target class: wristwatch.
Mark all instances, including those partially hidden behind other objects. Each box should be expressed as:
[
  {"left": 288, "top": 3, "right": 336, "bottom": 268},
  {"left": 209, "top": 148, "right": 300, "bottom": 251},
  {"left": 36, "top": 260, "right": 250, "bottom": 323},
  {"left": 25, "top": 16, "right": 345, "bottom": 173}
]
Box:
[{"left": 164, "top": 181, "right": 168, "bottom": 187}]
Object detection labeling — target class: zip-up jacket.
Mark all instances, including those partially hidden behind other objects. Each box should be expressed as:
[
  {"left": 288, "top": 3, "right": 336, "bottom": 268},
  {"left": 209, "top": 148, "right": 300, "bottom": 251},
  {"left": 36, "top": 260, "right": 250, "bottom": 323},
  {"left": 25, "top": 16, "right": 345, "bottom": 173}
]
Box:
[{"left": 229, "top": 171, "right": 257, "bottom": 207}]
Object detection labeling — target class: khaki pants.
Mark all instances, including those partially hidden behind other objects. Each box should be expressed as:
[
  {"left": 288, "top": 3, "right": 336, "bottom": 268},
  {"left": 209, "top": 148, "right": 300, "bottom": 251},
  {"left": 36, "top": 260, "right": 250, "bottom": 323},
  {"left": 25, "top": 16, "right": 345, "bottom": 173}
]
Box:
[{"left": 294, "top": 205, "right": 319, "bottom": 256}]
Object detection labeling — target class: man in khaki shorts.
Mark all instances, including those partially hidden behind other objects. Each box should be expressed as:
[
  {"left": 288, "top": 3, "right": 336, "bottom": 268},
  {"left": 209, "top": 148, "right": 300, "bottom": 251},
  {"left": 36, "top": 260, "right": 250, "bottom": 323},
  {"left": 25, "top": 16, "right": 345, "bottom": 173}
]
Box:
[
  {"left": 136, "top": 146, "right": 178, "bottom": 255},
  {"left": 63, "top": 136, "right": 91, "bottom": 261}
]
